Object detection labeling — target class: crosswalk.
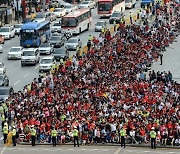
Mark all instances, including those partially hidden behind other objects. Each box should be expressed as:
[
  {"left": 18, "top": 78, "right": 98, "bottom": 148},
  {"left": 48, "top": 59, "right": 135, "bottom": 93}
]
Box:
[{"left": 122, "top": 149, "right": 180, "bottom": 154}]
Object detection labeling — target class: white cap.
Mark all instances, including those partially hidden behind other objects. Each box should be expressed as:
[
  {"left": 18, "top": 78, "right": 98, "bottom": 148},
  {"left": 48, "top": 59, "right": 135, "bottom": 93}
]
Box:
[
  {"left": 151, "top": 127, "right": 155, "bottom": 130},
  {"left": 74, "top": 126, "right": 77, "bottom": 129},
  {"left": 31, "top": 125, "right": 34, "bottom": 128}
]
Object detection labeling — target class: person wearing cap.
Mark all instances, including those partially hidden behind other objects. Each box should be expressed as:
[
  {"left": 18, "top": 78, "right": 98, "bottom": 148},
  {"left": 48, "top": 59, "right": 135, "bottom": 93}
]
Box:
[
  {"left": 12, "top": 126, "right": 16, "bottom": 146},
  {"left": 150, "top": 127, "right": 157, "bottom": 149},
  {"left": 51, "top": 127, "right": 57, "bottom": 147},
  {"left": 30, "top": 125, "right": 36, "bottom": 146},
  {"left": 120, "top": 127, "right": 126, "bottom": 148},
  {"left": 73, "top": 126, "right": 79, "bottom": 147},
  {"left": 3, "top": 123, "right": 8, "bottom": 144}
]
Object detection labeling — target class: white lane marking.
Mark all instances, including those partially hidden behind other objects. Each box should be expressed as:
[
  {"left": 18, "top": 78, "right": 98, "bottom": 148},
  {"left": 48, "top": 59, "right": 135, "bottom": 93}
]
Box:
[
  {"left": 144, "top": 151, "right": 151, "bottom": 153},
  {"left": 168, "top": 152, "right": 176, "bottom": 154},
  {"left": 0, "top": 137, "right": 3, "bottom": 140},
  {"left": 24, "top": 73, "right": 30, "bottom": 78},
  {"left": 114, "top": 147, "right": 123, "bottom": 154},
  {"left": 35, "top": 65, "right": 39, "bottom": 69},
  {"left": 0, "top": 146, "right": 6, "bottom": 154},
  {"left": 14, "top": 80, "right": 20, "bottom": 85}
]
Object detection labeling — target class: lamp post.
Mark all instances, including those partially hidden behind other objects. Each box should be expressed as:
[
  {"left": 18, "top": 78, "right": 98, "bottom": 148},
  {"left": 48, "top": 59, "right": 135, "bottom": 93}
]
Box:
[{"left": 15, "top": 0, "right": 19, "bottom": 23}]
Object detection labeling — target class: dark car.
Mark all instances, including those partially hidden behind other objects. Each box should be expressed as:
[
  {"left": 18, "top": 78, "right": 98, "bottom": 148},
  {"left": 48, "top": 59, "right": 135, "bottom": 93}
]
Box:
[
  {"left": 53, "top": 48, "right": 69, "bottom": 61},
  {"left": 49, "top": 34, "right": 66, "bottom": 47},
  {"left": 22, "top": 18, "right": 33, "bottom": 24},
  {"left": 0, "top": 86, "right": 14, "bottom": 101},
  {"left": 109, "top": 12, "right": 125, "bottom": 24},
  {"left": 0, "top": 74, "right": 9, "bottom": 86}
]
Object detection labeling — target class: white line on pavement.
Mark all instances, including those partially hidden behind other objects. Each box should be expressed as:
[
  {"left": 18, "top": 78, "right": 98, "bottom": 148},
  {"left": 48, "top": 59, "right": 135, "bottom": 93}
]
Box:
[
  {"left": 14, "top": 80, "right": 20, "bottom": 85},
  {"left": 24, "top": 73, "right": 30, "bottom": 78},
  {"left": 114, "top": 147, "right": 123, "bottom": 154},
  {"left": 0, "top": 146, "right": 6, "bottom": 154},
  {"left": 0, "top": 137, "right": 3, "bottom": 140},
  {"left": 35, "top": 65, "right": 39, "bottom": 69}
]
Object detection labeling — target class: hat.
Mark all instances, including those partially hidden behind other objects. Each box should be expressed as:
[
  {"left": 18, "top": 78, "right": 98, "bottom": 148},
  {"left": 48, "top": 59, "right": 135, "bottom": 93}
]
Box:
[
  {"left": 151, "top": 127, "right": 155, "bottom": 130},
  {"left": 12, "top": 125, "right": 15, "bottom": 128},
  {"left": 67, "top": 125, "right": 70, "bottom": 128},
  {"left": 74, "top": 126, "right": 77, "bottom": 129},
  {"left": 31, "top": 125, "right": 34, "bottom": 128}
]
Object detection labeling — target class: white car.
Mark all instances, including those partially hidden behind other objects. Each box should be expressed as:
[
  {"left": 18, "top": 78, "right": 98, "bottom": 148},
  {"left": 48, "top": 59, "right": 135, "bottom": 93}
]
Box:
[
  {"left": 78, "top": 1, "right": 96, "bottom": 9},
  {"left": 0, "top": 62, "right": 6, "bottom": 74},
  {"left": 64, "top": 3, "right": 77, "bottom": 14},
  {"left": 39, "top": 43, "right": 53, "bottom": 55},
  {"left": 0, "top": 45, "right": 2, "bottom": 53},
  {"left": 8, "top": 46, "right": 23, "bottom": 60},
  {"left": 39, "top": 56, "right": 56, "bottom": 72},
  {"left": 0, "top": 26, "right": 15, "bottom": 39},
  {"left": 53, "top": 8, "right": 66, "bottom": 17},
  {"left": 51, "top": 22, "right": 61, "bottom": 33},
  {"left": 14, "top": 24, "right": 22, "bottom": 35},
  {"left": 65, "top": 37, "right": 82, "bottom": 51}
]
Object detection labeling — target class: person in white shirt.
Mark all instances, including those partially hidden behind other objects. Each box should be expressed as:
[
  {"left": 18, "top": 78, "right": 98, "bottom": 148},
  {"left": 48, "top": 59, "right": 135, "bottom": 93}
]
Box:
[{"left": 129, "top": 128, "right": 137, "bottom": 145}]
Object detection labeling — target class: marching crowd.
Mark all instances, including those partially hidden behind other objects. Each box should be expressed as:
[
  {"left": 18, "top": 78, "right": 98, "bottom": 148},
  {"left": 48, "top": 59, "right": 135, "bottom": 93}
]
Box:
[{"left": 0, "top": 1, "right": 180, "bottom": 147}]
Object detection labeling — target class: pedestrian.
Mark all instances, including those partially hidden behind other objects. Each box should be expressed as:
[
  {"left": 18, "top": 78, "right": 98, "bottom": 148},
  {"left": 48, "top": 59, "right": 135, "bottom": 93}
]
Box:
[
  {"left": 159, "top": 53, "right": 163, "bottom": 65},
  {"left": 12, "top": 125, "right": 16, "bottom": 146},
  {"left": 73, "top": 126, "right": 79, "bottom": 147},
  {"left": 129, "top": 12, "right": 133, "bottom": 24},
  {"left": 150, "top": 127, "right": 156, "bottom": 149},
  {"left": 113, "top": 20, "right": 116, "bottom": 32},
  {"left": 3, "top": 123, "right": 8, "bottom": 144},
  {"left": 51, "top": 127, "right": 57, "bottom": 147},
  {"left": 120, "top": 127, "right": 126, "bottom": 148},
  {"left": 87, "top": 40, "right": 91, "bottom": 51},
  {"left": 30, "top": 125, "right": 36, "bottom": 146}
]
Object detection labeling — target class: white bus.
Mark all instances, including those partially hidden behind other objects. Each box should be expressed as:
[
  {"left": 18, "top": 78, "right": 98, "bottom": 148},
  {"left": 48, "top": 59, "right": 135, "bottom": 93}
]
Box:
[{"left": 61, "top": 8, "right": 92, "bottom": 35}]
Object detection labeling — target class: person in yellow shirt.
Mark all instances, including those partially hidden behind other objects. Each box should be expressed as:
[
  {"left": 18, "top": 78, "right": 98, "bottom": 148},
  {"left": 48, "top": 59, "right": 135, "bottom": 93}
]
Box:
[
  {"left": 12, "top": 125, "right": 16, "bottom": 146},
  {"left": 150, "top": 127, "right": 157, "bottom": 149},
  {"left": 51, "top": 127, "right": 57, "bottom": 147},
  {"left": 30, "top": 125, "right": 36, "bottom": 146},
  {"left": 120, "top": 127, "right": 126, "bottom": 148},
  {"left": 3, "top": 123, "right": 8, "bottom": 144},
  {"left": 73, "top": 126, "right": 79, "bottom": 147}
]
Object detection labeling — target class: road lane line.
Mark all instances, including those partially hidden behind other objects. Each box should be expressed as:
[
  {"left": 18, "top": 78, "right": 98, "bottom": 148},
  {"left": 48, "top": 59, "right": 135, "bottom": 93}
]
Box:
[
  {"left": 24, "top": 73, "right": 30, "bottom": 78},
  {"left": 35, "top": 65, "right": 39, "bottom": 69},
  {"left": 114, "top": 147, "right": 124, "bottom": 154},
  {"left": 14, "top": 80, "right": 20, "bottom": 85},
  {"left": 0, "top": 146, "right": 6, "bottom": 154}
]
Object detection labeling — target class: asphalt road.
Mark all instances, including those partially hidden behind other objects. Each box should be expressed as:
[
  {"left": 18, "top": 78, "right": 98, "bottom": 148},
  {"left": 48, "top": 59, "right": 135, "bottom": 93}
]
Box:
[
  {"left": 0, "top": 145, "right": 120, "bottom": 154},
  {"left": 0, "top": 2, "right": 141, "bottom": 92},
  {"left": 120, "top": 147, "right": 180, "bottom": 154}
]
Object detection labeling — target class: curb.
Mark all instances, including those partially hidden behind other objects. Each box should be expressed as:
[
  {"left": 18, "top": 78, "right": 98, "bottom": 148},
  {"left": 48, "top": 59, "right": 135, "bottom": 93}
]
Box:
[{"left": 17, "top": 142, "right": 180, "bottom": 149}]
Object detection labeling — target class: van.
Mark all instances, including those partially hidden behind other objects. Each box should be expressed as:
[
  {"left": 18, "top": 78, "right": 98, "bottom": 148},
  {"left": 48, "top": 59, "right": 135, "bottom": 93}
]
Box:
[
  {"left": 21, "top": 48, "right": 40, "bottom": 66},
  {"left": 125, "top": 0, "right": 136, "bottom": 9}
]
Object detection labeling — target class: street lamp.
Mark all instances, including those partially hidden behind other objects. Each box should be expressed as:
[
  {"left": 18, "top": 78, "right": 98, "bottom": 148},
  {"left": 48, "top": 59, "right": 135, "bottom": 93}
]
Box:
[{"left": 15, "top": 0, "right": 19, "bottom": 22}]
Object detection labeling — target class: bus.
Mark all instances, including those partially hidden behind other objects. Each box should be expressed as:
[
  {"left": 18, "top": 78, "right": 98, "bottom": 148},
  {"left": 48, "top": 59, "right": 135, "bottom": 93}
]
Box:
[
  {"left": 20, "top": 21, "right": 50, "bottom": 47},
  {"left": 97, "top": 0, "right": 125, "bottom": 18},
  {"left": 61, "top": 8, "right": 92, "bottom": 35}
]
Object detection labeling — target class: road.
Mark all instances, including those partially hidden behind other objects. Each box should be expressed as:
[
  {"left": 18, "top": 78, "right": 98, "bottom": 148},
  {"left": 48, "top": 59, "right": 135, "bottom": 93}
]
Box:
[
  {"left": 0, "top": 145, "right": 120, "bottom": 154},
  {"left": 120, "top": 147, "right": 180, "bottom": 154},
  {"left": 0, "top": 2, "right": 141, "bottom": 92}
]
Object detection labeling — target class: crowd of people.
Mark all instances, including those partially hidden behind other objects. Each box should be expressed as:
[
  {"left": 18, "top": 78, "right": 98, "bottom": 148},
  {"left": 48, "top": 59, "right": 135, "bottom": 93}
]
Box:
[{"left": 0, "top": 1, "right": 180, "bottom": 147}]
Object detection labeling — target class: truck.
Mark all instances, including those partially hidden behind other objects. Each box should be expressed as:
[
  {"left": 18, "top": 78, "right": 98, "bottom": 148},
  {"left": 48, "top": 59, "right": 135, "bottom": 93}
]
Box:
[
  {"left": 141, "top": 0, "right": 154, "bottom": 8},
  {"left": 125, "top": 0, "right": 136, "bottom": 9}
]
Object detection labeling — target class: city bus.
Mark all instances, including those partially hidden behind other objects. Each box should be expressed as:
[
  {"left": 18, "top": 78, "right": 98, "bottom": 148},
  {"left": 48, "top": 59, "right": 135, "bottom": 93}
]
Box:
[
  {"left": 20, "top": 21, "right": 50, "bottom": 47},
  {"left": 97, "top": 0, "right": 125, "bottom": 18},
  {"left": 61, "top": 8, "right": 92, "bottom": 35}
]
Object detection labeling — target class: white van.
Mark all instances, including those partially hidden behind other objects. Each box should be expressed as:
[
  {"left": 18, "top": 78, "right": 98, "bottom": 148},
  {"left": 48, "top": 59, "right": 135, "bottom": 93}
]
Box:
[
  {"left": 125, "top": 0, "right": 136, "bottom": 9},
  {"left": 21, "top": 48, "right": 40, "bottom": 66}
]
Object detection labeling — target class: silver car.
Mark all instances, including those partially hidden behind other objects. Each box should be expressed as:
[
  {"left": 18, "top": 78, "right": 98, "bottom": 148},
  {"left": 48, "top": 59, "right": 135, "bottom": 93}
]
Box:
[
  {"left": 95, "top": 21, "right": 107, "bottom": 32},
  {"left": 65, "top": 37, "right": 82, "bottom": 51},
  {"left": 8, "top": 46, "right": 23, "bottom": 60}
]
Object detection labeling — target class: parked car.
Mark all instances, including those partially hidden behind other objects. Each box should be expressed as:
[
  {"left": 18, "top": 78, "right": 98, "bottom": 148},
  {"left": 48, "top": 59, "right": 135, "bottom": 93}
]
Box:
[
  {"left": 53, "top": 8, "right": 66, "bottom": 17},
  {"left": 39, "top": 43, "right": 53, "bottom": 55},
  {"left": 21, "top": 48, "right": 40, "bottom": 66},
  {"left": 39, "top": 56, "right": 56, "bottom": 72},
  {"left": 78, "top": 1, "right": 96, "bottom": 9},
  {"left": 64, "top": 3, "right": 77, "bottom": 14},
  {"left": 0, "top": 45, "right": 2, "bottom": 53},
  {"left": 65, "top": 37, "right": 82, "bottom": 51},
  {"left": 0, "top": 74, "right": 9, "bottom": 86},
  {"left": 0, "top": 34, "right": 5, "bottom": 44},
  {"left": 95, "top": 21, "right": 107, "bottom": 32},
  {"left": 53, "top": 48, "right": 69, "bottom": 61},
  {"left": 109, "top": 11, "right": 125, "bottom": 24},
  {"left": 14, "top": 24, "right": 22, "bottom": 35},
  {"left": 49, "top": 34, "right": 66, "bottom": 47},
  {"left": 0, "top": 26, "right": 15, "bottom": 39},
  {"left": 0, "top": 86, "right": 14, "bottom": 101},
  {"left": 125, "top": 0, "right": 136, "bottom": 9},
  {"left": 0, "top": 62, "right": 6, "bottom": 74},
  {"left": 34, "top": 12, "right": 51, "bottom": 23},
  {"left": 8, "top": 46, "right": 23, "bottom": 60},
  {"left": 51, "top": 22, "right": 61, "bottom": 33}
]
